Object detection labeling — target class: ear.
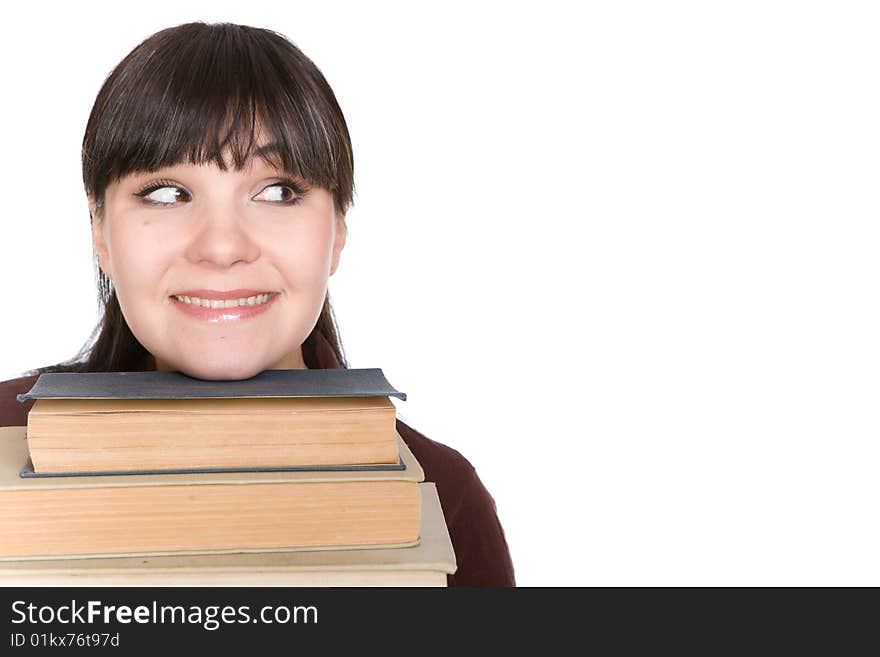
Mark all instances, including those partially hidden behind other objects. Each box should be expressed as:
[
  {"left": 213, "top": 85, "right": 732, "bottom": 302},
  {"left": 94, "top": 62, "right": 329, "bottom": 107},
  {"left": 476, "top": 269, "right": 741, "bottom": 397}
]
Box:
[
  {"left": 329, "top": 217, "right": 347, "bottom": 276},
  {"left": 89, "top": 197, "right": 113, "bottom": 281}
]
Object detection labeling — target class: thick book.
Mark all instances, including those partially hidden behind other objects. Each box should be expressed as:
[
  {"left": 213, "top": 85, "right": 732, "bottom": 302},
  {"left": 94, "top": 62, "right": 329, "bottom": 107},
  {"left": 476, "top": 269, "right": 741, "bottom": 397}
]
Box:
[
  {"left": 0, "top": 426, "right": 423, "bottom": 560},
  {"left": 0, "top": 483, "right": 455, "bottom": 587},
  {"left": 18, "top": 369, "right": 406, "bottom": 473}
]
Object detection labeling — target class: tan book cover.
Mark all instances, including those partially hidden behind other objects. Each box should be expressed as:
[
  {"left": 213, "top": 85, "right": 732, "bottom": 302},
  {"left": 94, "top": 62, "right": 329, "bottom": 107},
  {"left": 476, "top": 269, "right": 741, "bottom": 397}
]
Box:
[
  {"left": 25, "top": 396, "right": 400, "bottom": 473},
  {"left": 0, "top": 483, "right": 455, "bottom": 587},
  {"left": 0, "top": 426, "right": 423, "bottom": 560}
]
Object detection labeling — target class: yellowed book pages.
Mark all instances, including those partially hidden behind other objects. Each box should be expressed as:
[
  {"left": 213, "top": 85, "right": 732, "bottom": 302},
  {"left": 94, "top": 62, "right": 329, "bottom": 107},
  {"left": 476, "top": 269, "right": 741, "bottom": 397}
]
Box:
[
  {"left": 0, "top": 426, "right": 423, "bottom": 560},
  {"left": 0, "top": 570, "right": 447, "bottom": 587},
  {"left": 26, "top": 396, "right": 399, "bottom": 473},
  {"left": 0, "top": 483, "right": 455, "bottom": 587}
]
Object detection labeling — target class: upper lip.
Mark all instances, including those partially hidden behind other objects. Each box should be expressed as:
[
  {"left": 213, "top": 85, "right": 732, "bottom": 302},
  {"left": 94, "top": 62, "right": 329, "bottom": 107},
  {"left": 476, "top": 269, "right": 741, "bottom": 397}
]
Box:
[{"left": 172, "top": 289, "right": 276, "bottom": 300}]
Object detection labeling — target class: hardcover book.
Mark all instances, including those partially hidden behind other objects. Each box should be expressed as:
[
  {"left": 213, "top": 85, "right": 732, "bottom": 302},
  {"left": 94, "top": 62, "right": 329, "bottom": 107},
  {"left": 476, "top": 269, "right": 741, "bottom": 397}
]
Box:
[
  {"left": 18, "top": 369, "right": 407, "bottom": 473},
  {"left": 0, "top": 425, "right": 423, "bottom": 560},
  {"left": 0, "top": 483, "right": 455, "bottom": 587}
]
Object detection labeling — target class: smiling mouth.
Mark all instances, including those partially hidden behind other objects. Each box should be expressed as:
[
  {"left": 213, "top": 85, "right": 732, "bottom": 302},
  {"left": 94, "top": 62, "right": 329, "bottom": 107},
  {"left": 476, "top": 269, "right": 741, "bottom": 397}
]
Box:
[{"left": 171, "top": 293, "right": 276, "bottom": 309}]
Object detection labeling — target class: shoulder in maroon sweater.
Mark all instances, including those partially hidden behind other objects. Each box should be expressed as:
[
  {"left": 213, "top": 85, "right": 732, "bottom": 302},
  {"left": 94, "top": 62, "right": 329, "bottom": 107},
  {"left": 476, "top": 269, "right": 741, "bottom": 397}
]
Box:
[
  {"left": 0, "top": 374, "right": 37, "bottom": 428},
  {"left": 393, "top": 417, "right": 516, "bottom": 586},
  {"left": 0, "top": 373, "right": 515, "bottom": 587}
]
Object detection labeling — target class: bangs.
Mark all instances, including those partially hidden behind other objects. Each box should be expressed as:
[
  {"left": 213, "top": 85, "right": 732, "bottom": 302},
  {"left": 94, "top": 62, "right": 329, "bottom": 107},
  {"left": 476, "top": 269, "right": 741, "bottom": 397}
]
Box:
[{"left": 84, "top": 22, "right": 353, "bottom": 213}]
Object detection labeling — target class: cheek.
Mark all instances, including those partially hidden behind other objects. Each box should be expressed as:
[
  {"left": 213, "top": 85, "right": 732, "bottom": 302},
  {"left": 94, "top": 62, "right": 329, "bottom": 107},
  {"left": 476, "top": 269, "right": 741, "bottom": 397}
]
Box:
[
  {"left": 264, "top": 220, "right": 336, "bottom": 287},
  {"left": 106, "top": 220, "right": 175, "bottom": 300},
  {"left": 102, "top": 220, "right": 176, "bottom": 353}
]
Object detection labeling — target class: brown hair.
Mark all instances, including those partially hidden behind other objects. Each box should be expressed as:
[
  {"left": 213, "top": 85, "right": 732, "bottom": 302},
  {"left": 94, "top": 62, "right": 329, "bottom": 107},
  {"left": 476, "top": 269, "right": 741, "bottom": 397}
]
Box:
[{"left": 29, "top": 21, "right": 353, "bottom": 375}]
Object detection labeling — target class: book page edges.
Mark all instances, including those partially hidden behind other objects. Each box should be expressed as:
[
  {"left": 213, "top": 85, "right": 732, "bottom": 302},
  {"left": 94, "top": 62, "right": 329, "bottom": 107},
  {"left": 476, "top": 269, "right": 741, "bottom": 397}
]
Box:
[
  {"left": 0, "top": 571, "right": 447, "bottom": 586},
  {"left": 0, "top": 426, "right": 425, "bottom": 488},
  {"left": 0, "top": 483, "right": 455, "bottom": 573}
]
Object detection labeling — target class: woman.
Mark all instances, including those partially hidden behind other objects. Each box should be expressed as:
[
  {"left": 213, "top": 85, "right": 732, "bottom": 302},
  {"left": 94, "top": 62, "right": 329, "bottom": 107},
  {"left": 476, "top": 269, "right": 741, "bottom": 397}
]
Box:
[{"left": 0, "top": 21, "right": 514, "bottom": 586}]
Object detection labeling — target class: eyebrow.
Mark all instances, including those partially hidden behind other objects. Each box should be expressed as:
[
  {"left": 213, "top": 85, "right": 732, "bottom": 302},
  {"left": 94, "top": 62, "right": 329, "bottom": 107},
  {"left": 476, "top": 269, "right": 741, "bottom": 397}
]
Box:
[
  {"left": 252, "top": 141, "right": 301, "bottom": 176},
  {"left": 254, "top": 141, "right": 284, "bottom": 158},
  {"left": 126, "top": 142, "right": 292, "bottom": 182}
]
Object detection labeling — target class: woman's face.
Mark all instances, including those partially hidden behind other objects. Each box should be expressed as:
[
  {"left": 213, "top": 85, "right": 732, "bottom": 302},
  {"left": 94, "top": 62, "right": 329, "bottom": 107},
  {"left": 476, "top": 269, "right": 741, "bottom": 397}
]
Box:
[{"left": 90, "top": 154, "right": 346, "bottom": 380}]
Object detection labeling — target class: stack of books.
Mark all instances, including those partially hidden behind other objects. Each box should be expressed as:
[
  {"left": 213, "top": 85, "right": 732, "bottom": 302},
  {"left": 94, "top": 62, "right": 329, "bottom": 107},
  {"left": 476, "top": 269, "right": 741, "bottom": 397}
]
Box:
[{"left": 0, "top": 369, "right": 456, "bottom": 586}]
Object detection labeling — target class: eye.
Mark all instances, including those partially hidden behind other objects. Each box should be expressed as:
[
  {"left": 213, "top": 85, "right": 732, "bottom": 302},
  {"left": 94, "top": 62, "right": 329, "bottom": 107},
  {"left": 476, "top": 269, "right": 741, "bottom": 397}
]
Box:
[
  {"left": 254, "top": 179, "right": 308, "bottom": 206},
  {"left": 134, "top": 179, "right": 191, "bottom": 207},
  {"left": 132, "top": 178, "right": 308, "bottom": 207}
]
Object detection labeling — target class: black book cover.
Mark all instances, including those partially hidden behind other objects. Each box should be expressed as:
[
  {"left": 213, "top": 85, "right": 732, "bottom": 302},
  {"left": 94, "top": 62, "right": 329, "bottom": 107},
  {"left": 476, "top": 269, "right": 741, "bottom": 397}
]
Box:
[{"left": 17, "top": 368, "right": 407, "bottom": 403}]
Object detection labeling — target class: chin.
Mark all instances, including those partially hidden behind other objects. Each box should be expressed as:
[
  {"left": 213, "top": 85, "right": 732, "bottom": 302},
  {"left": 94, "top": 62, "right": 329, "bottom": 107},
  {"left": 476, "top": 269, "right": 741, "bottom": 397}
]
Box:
[{"left": 166, "top": 354, "right": 269, "bottom": 382}]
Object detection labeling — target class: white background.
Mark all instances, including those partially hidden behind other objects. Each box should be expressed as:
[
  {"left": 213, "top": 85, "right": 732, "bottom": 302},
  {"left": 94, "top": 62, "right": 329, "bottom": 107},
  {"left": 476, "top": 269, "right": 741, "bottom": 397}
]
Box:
[{"left": 1, "top": 1, "right": 879, "bottom": 585}]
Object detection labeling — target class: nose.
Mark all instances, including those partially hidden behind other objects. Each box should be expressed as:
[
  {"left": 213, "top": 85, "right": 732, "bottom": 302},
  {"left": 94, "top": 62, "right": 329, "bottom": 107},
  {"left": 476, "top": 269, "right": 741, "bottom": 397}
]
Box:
[{"left": 183, "top": 203, "right": 261, "bottom": 268}]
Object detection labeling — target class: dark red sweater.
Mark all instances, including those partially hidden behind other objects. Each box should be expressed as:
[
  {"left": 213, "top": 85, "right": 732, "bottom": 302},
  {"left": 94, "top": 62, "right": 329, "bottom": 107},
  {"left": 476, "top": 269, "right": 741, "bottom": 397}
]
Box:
[{"left": 0, "top": 334, "right": 516, "bottom": 587}]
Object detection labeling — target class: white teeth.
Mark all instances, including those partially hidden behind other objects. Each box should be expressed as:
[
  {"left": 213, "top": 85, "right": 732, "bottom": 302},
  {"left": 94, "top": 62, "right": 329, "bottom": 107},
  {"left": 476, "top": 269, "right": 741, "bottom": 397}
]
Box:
[{"left": 173, "top": 293, "right": 273, "bottom": 307}]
